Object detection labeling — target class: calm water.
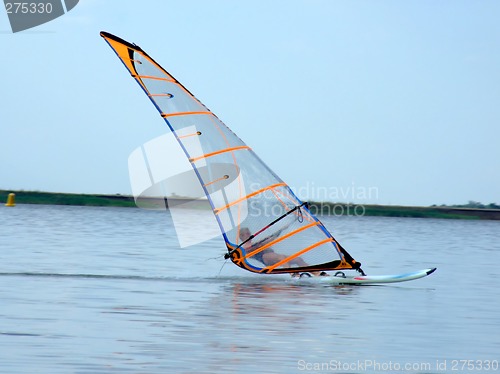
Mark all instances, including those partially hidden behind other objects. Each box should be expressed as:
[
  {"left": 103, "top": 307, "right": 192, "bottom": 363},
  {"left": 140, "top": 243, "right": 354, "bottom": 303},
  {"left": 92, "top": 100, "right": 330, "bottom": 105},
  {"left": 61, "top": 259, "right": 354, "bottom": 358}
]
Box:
[{"left": 1, "top": 204, "right": 499, "bottom": 373}]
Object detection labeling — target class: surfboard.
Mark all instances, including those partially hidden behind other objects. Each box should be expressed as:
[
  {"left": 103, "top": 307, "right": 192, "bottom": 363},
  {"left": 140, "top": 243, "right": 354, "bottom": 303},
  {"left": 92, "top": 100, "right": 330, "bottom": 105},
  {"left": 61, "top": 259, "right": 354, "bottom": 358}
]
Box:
[{"left": 293, "top": 268, "right": 437, "bottom": 285}]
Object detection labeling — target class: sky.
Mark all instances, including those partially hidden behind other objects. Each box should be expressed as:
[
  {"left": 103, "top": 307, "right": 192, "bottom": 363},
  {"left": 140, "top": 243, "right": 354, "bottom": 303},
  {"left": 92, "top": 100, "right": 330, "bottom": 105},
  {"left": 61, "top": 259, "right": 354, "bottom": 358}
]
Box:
[{"left": 1, "top": 0, "right": 499, "bottom": 207}]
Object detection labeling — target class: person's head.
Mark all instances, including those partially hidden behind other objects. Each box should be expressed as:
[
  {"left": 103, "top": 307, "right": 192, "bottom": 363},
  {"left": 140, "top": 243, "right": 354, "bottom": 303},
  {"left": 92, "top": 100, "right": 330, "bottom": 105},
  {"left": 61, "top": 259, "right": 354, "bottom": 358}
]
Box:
[{"left": 239, "top": 227, "right": 251, "bottom": 242}]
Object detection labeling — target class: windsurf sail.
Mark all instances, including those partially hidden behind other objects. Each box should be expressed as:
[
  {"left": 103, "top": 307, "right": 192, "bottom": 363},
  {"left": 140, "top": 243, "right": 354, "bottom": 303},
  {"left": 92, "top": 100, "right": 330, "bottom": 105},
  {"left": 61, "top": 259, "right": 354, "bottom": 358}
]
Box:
[{"left": 101, "top": 31, "right": 363, "bottom": 275}]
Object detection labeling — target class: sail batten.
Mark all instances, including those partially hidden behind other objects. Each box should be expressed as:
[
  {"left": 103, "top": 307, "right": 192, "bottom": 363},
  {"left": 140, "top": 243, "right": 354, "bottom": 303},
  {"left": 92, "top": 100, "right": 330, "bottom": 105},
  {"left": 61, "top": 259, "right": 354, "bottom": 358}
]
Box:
[
  {"left": 244, "top": 222, "right": 319, "bottom": 261},
  {"left": 101, "top": 31, "right": 362, "bottom": 274},
  {"left": 189, "top": 146, "right": 250, "bottom": 163},
  {"left": 214, "top": 182, "right": 287, "bottom": 214},
  {"left": 131, "top": 75, "right": 173, "bottom": 81},
  {"left": 264, "top": 238, "right": 335, "bottom": 273},
  {"left": 161, "top": 111, "right": 210, "bottom": 118}
]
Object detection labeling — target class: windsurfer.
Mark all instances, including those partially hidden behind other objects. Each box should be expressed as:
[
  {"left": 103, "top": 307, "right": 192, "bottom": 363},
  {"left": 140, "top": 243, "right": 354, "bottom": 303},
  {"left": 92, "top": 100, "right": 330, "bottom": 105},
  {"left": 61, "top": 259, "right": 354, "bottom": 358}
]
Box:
[{"left": 239, "top": 227, "right": 327, "bottom": 276}]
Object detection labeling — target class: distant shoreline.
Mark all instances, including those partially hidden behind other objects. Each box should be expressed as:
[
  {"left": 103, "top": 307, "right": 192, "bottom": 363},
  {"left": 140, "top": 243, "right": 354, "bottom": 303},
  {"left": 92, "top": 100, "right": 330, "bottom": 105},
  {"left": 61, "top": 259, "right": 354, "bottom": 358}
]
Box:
[
  {"left": 1, "top": 190, "right": 499, "bottom": 220},
  {"left": 0, "top": 190, "right": 136, "bottom": 208}
]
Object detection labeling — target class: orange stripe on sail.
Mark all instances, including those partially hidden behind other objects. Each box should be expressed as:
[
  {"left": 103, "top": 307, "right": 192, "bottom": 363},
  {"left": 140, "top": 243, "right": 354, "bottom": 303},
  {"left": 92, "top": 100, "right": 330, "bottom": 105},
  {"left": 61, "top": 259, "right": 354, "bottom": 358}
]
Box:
[
  {"left": 270, "top": 187, "right": 290, "bottom": 212},
  {"left": 204, "top": 115, "right": 246, "bottom": 235},
  {"left": 131, "top": 74, "right": 172, "bottom": 81},
  {"left": 264, "top": 238, "right": 334, "bottom": 272},
  {"left": 244, "top": 222, "right": 319, "bottom": 260},
  {"left": 214, "top": 182, "right": 286, "bottom": 214},
  {"left": 161, "top": 111, "right": 210, "bottom": 118},
  {"left": 189, "top": 146, "right": 250, "bottom": 163},
  {"left": 178, "top": 131, "right": 202, "bottom": 139},
  {"left": 204, "top": 174, "right": 229, "bottom": 187}
]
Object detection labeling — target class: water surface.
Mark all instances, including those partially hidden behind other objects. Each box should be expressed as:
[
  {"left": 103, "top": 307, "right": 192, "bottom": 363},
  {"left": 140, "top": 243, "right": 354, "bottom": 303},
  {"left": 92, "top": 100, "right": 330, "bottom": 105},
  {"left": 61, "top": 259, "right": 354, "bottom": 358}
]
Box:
[{"left": 1, "top": 205, "right": 499, "bottom": 373}]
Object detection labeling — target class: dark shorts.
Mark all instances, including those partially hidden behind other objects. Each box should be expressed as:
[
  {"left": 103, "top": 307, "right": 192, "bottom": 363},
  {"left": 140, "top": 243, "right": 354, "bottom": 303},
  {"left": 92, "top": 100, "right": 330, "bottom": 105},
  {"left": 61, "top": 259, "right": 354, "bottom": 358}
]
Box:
[{"left": 252, "top": 248, "right": 273, "bottom": 264}]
